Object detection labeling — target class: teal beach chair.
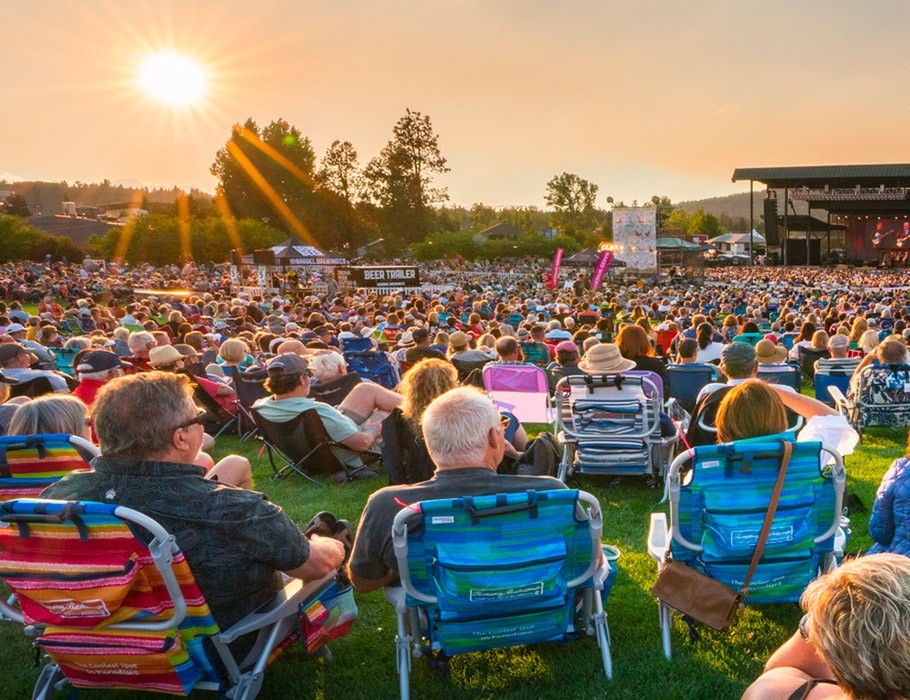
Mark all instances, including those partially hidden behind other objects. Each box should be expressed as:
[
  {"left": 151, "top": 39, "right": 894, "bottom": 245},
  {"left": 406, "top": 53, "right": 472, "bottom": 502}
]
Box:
[
  {"left": 388, "top": 489, "right": 612, "bottom": 699},
  {"left": 648, "top": 439, "right": 846, "bottom": 659}
]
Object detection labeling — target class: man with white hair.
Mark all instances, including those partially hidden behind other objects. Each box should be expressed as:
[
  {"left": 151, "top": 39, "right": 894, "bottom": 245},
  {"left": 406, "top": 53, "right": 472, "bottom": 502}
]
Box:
[
  {"left": 124, "top": 330, "right": 157, "bottom": 372},
  {"left": 347, "top": 387, "right": 565, "bottom": 593},
  {"left": 72, "top": 350, "right": 131, "bottom": 407}
]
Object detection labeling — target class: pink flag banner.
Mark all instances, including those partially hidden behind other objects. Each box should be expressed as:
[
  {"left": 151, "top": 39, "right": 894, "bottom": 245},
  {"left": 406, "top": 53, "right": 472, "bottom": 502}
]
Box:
[
  {"left": 591, "top": 250, "right": 613, "bottom": 290},
  {"left": 546, "top": 248, "right": 564, "bottom": 290}
]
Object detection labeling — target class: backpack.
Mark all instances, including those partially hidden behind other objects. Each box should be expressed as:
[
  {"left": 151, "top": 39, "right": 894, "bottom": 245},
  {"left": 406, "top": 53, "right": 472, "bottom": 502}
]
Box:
[
  {"left": 685, "top": 385, "right": 733, "bottom": 447},
  {"left": 501, "top": 432, "right": 562, "bottom": 477}
]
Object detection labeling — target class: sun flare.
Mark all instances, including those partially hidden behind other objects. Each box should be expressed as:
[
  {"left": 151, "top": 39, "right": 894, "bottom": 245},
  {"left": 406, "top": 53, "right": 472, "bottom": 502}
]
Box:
[{"left": 138, "top": 51, "right": 207, "bottom": 107}]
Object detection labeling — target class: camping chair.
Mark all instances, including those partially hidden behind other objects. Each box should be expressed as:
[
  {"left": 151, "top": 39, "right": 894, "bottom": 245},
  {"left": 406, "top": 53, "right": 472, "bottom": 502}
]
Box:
[
  {"left": 647, "top": 439, "right": 846, "bottom": 659},
  {"left": 252, "top": 407, "right": 380, "bottom": 485},
  {"left": 53, "top": 347, "right": 81, "bottom": 378},
  {"left": 554, "top": 374, "right": 676, "bottom": 481},
  {"left": 624, "top": 369, "right": 665, "bottom": 403},
  {"left": 798, "top": 347, "right": 830, "bottom": 381},
  {"left": 309, "top": 373, "right": 363, "bottom": 407},
  {"left": 450, "top": 356, "right": 491, "bottom": 384},
  {"left": 180, "top": 371, "right": 236, "bottom": 439},
  {"left": 387, "top": 489, "right": 612, "bottom": 700},
  {"left": 520, "top": 341, "right": 551, "bottom": 369},
  {"left": 666, "top": 364, "right": 717, "bottom": 413},
  {"left": 829, "top": 363, "right": 910, "bottom": 439},
  {"left": 756, "top": 364, "right": 802, "bottom": 391},
  {"left": 813, "top": 367, "right": 854, "bottom": 406},
  {"left": 343, "top": 349, "right": 400, "bottom": 390},
  {"left": 482, "top": 363, "right": 552, "bottom": 424},
  {"left": 228, "top": 366, "right": 270, "bottom": 441},
  {"left": 0, "top": 499, "right": 349, "bottom": 699},
  {"left": 0, "top": 434, "right": 98, "bottom": 502}
]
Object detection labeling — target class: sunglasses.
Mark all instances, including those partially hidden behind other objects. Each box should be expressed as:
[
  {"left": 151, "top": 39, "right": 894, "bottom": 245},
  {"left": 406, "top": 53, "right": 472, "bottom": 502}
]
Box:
[
  {"left": 174, "top": 407, "right": 210, "bottom": 431},
  {"left": 499, "top": 415, "right": 511, "bottom": 429},
  {"left": 798, "top": 613, "right": 812, "bottom": 642}
]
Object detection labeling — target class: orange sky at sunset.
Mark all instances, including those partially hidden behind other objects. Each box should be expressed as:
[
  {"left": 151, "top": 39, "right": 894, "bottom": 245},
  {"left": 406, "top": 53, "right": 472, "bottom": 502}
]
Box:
[{"left": 3, "top": 0, "right": 910, "bottom": 207}]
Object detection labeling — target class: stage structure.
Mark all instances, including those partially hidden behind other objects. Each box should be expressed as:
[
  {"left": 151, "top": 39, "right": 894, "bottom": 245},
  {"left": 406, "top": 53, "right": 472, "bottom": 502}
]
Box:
[
  {"left": 732, "top": 164, "right": 910, "bottom": 266},
  {"left": 231, "top": 236, "right": 349, "bottom": 297}
]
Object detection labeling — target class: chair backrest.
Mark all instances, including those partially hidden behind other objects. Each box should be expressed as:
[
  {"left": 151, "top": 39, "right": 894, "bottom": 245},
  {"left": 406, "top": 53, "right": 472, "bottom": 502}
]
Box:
[
  {"left": 308, "top": 372, "right": 363, "bottom": 407},
  {"left": 814, "top": 372, "right": 852, "bottom": 405},
  {"left": 557, "top": 374, "right": 661, "bottom": 441},
  {"left": 520, "top": 341, "right": 551, "bottom": 368},
  {"left": 252, "top": 408, "right": 345, "bottom": 475},
  {"left": 54, "top": 347, "right": 81, "bottom": 377},
  {"left": 853, "top": 363, "right": 910, "bottom": 428},
  {"left": 482, "top": 363, "right": 550, "bottom": 424},
  {"left": 756, "top": 364, "right": 802, "bottom": 391},
  {"left": 343, "top": 350, "right": 400, "bottom": 389},
  {"left": 0, "top": 434, "right": 98, "bottom": 502},
  {"left": 667, "top": 439, "right": 845, "bottom": 604},
  {"left": 391, "top": 489, "right": 602, "bottom": 656},
  {"left": 0, "top": 499, "right": 220, "bottom": 695},
  {"left": 623, "top": 369, "right": 664, "bottom": 402},
  {"left": 179, "top": 370, "right": 233, "bottom": 422},
  {"left": 450, "top": 356, "right": 492, "bottom": 383},
  {"left": 798, "top": 347, "right": 830, "bottom": 379},
  {"left": 667, "top": 364, "right": 716, "bottom": 410},
  {"left": 10, "top": 375, "right": 55, "bottom": 399},
  {"left": 341, "top": 337, "right": 374, "bottom": 353},
  {"left": 779, "top": 333, "right": 798, "bottom": 350},
  {"left": 228, "top": 365, "right": 270, "bottom": 409},
  {"left": 655, "top": 329, "right": 678, "bottom": 357}
]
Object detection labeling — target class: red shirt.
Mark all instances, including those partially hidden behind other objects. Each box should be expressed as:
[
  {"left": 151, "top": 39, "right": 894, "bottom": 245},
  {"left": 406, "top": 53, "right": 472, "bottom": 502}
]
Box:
[{"left": 72, "top": 378, "right": 107, "bottom": 408}]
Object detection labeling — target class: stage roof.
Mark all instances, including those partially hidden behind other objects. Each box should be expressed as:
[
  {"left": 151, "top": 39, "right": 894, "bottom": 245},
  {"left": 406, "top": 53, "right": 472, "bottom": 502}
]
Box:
[{"left": 732, "top": 164, "right": 910, "bottom": 188}]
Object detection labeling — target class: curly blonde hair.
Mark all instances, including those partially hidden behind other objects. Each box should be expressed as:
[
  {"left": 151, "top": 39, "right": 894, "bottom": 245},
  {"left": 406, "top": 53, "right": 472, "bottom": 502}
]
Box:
[{"left": 400, "top": 359, "right": 458, "bottom": 435}]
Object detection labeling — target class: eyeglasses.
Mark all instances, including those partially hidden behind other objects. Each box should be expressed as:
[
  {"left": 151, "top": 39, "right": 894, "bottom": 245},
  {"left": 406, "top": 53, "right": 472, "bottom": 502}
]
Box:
[
  {"left": 798, "top": 613, "right": 812, "bottom": 642},
  {"left": 499, "top": 415, "right": 511, "bottom": 429},
  {"left": 173, "top": 407, "right": 209, "bottom": 431}
]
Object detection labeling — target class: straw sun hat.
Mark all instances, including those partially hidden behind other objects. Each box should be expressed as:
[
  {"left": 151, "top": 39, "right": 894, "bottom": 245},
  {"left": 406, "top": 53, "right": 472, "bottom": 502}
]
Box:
[{"left": 577, "top": 343, "right": 636, "bottom": 374}]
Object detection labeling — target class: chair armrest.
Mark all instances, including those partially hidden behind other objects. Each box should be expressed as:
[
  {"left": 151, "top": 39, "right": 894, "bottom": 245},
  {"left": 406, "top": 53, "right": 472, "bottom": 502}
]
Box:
[
  {"left": 218, "top": 572, "right": 335, "bottom": 644},
  {"left": 827, "top": 385, "right": 850, "bottom": 410},
  {"left": 647, "top": 513, "right": 669, "bottom": 564}
]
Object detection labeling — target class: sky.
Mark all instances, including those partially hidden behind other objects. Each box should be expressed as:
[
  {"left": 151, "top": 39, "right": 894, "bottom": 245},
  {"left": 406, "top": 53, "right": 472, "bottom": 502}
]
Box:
[{"left": 3, "top": 0, "right": 910, "bottom": 208}]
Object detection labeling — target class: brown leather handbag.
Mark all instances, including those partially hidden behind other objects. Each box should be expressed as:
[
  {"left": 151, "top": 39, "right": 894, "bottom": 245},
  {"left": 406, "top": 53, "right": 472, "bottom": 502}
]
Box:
[{"left": 651, "top": 441, "right": 792, "bottom": 631}]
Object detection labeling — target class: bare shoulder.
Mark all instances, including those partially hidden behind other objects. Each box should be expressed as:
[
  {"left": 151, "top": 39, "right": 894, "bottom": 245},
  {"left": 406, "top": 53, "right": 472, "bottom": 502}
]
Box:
[{"left": 742, "top": 668, "right": 842, "bottom": 700}]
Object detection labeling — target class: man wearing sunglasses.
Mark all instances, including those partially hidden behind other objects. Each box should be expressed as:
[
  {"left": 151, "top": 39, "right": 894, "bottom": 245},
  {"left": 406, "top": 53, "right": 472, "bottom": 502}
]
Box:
[{"left": 41, "top": 371, "right": 345, "bottom": 648}]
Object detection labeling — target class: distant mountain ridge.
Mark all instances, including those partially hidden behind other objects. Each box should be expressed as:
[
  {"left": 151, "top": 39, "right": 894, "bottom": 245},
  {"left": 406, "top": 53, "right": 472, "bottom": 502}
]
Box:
[{"left": 675, "top": 191, "right": 764, "bottom": 221}]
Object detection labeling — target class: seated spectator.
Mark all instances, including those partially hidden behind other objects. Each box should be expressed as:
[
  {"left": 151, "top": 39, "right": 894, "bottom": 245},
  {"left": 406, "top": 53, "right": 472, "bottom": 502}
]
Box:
[
  {"left": 755, "top": 338, "right": 790, "bottom": 366},
  {"left": 71, "top": 350, "right": 131, "bottom": 407},
  {"left": 218, "top": 338, "right": 254, "bottom": 370},
  {"left": 815, "top": 334, "right": 861, "bottom": 374},
  {"left": 404, "top": 328, "right": 446, "bottom": 364},
  {"left": 616, "top": 324, "right": 670, "bottom": 395},
  {"left": 521, "top": 325, "right": 555, "bottom": 367},
  {"left": 125, "top": 330, "right": 157, "bottom": 372},
  {"left": 787, "top": 322, "right": 818, "bottom": 360},
  {"left": 40, "top": 372, "right": 344, "bottom": 648},
  {"left": 348, "top": 387, "right": 565, "bottom": 592},
  {"left": 252, "top": 354, "right": 402, "bottom": 470},
  {"left": 742, "top": 554, "right": 910, "bottom": 700},
  {"left": 308, "top": 350, "right": 362, "bottom": 406},
  {"left": 5, "top": 323, "right": 56, "bottom": 368},
  {"left": 858, "top": 329, "right": 881, "bottom": 356},
  {"left": 694, "top": 322, "right": 725, "bottom": 364},
  {"left": 850, "top": 338, "right": 908, "bottom": 396},
  {"left": 734, "top": 320, "right": 766, "bottom": 347},
  {"left": 7, "top": 394, "right": 92, "bottom": 439},
  {"left": 0, "top": 370, "right": 24, "bottom": 435},
  {"left": 547, "top": 340, "right": 583, "bottom": 390},
  {"left": 675, "top": 338, "right": 699, "bottom": 364},
  {"left": 868, "top": 430, "right": 910, "bottom": 557},
  {"left": 448, "top": 330, "right": 496, "bottom": 363},
  {"left": 0, "top": 343, "right": 70, "bottom": 393},
  {"left": 495, "top": 335, "right": 525, "bottom": 363},
  {"left": 149, "top": 345, "right": 237, "bottom": 416}
]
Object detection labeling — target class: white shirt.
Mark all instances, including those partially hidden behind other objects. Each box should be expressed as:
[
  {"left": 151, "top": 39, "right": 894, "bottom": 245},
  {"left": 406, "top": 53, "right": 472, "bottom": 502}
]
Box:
[{"left": 695, "top": 342, "right": 725, "bottom": 364}]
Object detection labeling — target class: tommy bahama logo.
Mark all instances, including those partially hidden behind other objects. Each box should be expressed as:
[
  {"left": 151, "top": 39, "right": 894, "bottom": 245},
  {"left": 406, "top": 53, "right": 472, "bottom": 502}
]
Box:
[{"left": 43, "top": 598, "right": 111, "bottom": 618}]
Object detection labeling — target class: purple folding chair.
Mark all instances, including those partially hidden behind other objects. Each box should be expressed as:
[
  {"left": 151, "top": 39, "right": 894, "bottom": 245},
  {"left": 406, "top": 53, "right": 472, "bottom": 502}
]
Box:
[{"left": 482, "top": 363, "right": 552, "bottom": 424}]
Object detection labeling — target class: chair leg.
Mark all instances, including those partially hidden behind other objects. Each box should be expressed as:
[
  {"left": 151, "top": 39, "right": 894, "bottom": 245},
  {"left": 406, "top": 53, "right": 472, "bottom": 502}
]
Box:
[
  {"left": 592, "top": 592, "right": 613, "bottom": 679},
  {"left": 31, "top": 663, "right": 66, "bottom": 700},
  {"left": 659, "top": 601, "right": 673, "bottom": 659},
  {"left": 396, "top": 610, "right": 412, "bottom": 700}
]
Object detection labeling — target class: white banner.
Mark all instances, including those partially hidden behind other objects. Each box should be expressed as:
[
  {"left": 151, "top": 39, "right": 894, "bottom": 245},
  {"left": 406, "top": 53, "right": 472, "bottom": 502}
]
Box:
[{"left": 612, "top": 207, "right": 657, "bottom": 272}]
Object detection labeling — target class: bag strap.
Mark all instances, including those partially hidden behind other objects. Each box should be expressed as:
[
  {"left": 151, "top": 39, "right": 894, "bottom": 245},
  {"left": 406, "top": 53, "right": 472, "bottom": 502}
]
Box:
[{"left": 740, "top": 441, "right": 792, "bottom": 599}]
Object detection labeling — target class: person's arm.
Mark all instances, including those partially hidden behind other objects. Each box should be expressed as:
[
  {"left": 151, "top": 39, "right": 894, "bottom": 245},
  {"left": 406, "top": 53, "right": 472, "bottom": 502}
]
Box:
[
  {"left": 341, "top": 427, "right": 376, "bottom": 452},
  {"left": 284, "top": 534, "right": 345, "bottom": 581},
  {"left": 762, "top": 629, "right": 835, "bottom": 677},
  {"left": 767, "top": 384, "right": 838, "bottom": 418},
  {"left": 348, "top": 566, "right": 399, "bottom": 594}
]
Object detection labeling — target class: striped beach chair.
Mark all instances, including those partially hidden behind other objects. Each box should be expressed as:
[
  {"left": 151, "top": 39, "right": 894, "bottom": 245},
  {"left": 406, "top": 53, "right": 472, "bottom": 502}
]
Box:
[
  {"left": 647, "top": 439, "right": 846, "bottom": 659},
  {"left": 387, "top": 489, "right": 612, "bottom": 700},
  {"left": 0, "top": 499, "right": 349, "bottom": 699},
  {"left": 0, "top": 434, "right": 98, "bottom": 502}
]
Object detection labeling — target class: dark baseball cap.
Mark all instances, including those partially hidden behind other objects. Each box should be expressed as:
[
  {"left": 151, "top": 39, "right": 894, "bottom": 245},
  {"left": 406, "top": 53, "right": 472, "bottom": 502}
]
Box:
[
  {"left": 76, "top": 350, "right": 132, "bottom": 373},
  {"left": 267, "top": 354, "right": 308, "bottom": 376},
  {"left": 0, "top": 343, "right": 34, "bottom": 365},
  {"left": 412, "top": 328, "right": 430, "bottom": 342}
]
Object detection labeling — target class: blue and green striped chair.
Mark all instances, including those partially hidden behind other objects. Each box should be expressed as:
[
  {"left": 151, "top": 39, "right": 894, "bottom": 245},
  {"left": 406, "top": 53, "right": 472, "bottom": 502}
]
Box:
[
  {"left": 648, "top": 439, "right": 846, "bottom": 658},
  {"left": 388, "top": 489, "right": 612, "bottom": 699}
]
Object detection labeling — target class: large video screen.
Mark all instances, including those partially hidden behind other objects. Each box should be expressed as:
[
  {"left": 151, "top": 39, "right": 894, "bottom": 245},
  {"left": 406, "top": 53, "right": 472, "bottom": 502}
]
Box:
[
  {"left": 611, "top": 207, "right": 657, "bottom": 271},
  {"left": 870, "top": 218, "right": 910, "bottom": 249}
]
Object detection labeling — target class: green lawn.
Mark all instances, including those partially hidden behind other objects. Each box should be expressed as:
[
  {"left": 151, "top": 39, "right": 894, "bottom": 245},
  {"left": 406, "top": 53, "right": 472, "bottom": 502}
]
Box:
[{"left": 0, "top": 423, "right": 902, "bottom": 700}]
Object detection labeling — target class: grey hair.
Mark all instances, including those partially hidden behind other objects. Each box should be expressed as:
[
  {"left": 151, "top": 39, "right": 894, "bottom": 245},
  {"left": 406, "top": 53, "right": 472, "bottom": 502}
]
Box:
[
  {"left": 422, "top": 387, "right": 499, "bottom": 467},
  {"left": 8, "top": 395, "right": 88, "bottom": 436},
  {"left": 308, "top": 351, "right": 347, "bottom": 383},
  {"left": 93, "top": 372, "right": 195, "bottom": 459},
  {"left": 127, "top": 331, "right": 156, "bottom": 353},
  {"left": 64, "top": 337, "right": 91, "bottom": 351}
]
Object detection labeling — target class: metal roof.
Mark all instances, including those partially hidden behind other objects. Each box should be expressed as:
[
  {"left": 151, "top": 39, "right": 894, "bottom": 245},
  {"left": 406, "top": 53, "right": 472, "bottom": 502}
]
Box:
[{"left": 732, "top": 164, "right": 910, "bottom": 187}]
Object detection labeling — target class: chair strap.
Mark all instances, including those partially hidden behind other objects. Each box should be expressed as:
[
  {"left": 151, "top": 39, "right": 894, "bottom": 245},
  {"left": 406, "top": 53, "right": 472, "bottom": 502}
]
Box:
[
  {"left": 462, "top": 490, "right": 539, "bottom": 525},
  {"left": 740, "top": 441, "right": 792, "bottom": 598}
]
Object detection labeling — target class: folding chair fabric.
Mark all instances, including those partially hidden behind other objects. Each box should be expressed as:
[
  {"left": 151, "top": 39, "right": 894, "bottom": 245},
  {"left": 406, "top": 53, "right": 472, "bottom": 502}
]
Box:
[
  {"left": 841, "top": 363, "right": 910, "bottom": 432},
  {"left": 0, "top": 434, "right": 98, "bottom": 502},
  {"left": 482, "top": 363, "right": 552, "bottom": 424}
]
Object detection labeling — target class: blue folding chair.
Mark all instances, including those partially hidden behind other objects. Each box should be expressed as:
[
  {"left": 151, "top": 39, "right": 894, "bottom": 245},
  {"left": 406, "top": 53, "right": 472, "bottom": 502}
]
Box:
[
  {"left": 814, "top": 370, "right": 852, "bottom": 406},
  {"left": 387, "top": 489, "right": 612, "bottom": 699},
  {"left": 648, "top": 439, "right": 846, "bottom": 658},
  {"left": 756, "top": 364, "right": 802, "bottom": 391},
  {"left": 667, "top": 364, "right": 718, "bottom": 412}
]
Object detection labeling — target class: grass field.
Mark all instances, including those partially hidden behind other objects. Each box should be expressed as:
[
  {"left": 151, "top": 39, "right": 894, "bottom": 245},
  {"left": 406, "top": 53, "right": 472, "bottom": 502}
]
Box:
[{"left": 0, "top": 421, "right": 902, "bottom": 700}]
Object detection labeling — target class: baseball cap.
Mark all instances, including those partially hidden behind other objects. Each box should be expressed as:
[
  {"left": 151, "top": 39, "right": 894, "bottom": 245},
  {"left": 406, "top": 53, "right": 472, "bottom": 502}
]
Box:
[
  {"left": 721, "top": 341, "right": 756, "bottom": 366},
  {"left": 828, "top": 334, "right": 849, "bottom": 349},
  {"left": 0, "top": 343, "right": 33, "bottom": 365},
  {"left": 5, "top": 323, "right": 26, "bottom": 334},
  {"left": 412, "top": 328, "right": 430, "bottom": 343},
  {"left": 555, "top": 340, "right": 579, "bottom": 353},
  {"left": 267, "top": 353, "right": 308, "bottom": 376},
  {"left": 76, "top": 350, "right": 132, "bottom": 373},
  {"left": 0, "top": 370, "right": 18, "bottom": 384}
]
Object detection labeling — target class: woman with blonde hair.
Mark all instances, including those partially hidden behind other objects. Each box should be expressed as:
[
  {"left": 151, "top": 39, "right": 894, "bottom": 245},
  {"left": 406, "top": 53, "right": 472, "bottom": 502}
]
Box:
[
  {"left": 848, "top": 317, "right": 867, "bottom": 347},
  {"left": 811, "top": 329, "right": 830, "bottom": 350},
  {"left": 217, "top": 338, "right": 252, "bottom": 369},
  {"left": 858, "top": 329, "right": 881, "bottom": 356}
]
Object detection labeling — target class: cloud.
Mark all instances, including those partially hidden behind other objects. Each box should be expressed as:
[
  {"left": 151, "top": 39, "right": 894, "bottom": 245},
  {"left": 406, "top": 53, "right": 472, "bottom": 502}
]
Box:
[
  {"left": 714, "top": 104, "right": 731, "bottom": 116},
  {"left": 0, "top": 172, "right": 23, "bottom": 182}
]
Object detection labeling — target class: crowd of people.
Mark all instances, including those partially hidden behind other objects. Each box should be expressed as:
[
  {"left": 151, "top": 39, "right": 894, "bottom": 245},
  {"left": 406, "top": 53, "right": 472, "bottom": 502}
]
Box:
[{"left": 2, "top": 255, "right": 910, "bottom": 698}]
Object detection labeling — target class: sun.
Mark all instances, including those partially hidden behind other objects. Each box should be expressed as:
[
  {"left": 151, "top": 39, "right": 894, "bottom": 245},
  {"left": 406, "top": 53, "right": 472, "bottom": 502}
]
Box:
[{"left": 138, "top": 51, "right": 207, "bottom": 107}]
